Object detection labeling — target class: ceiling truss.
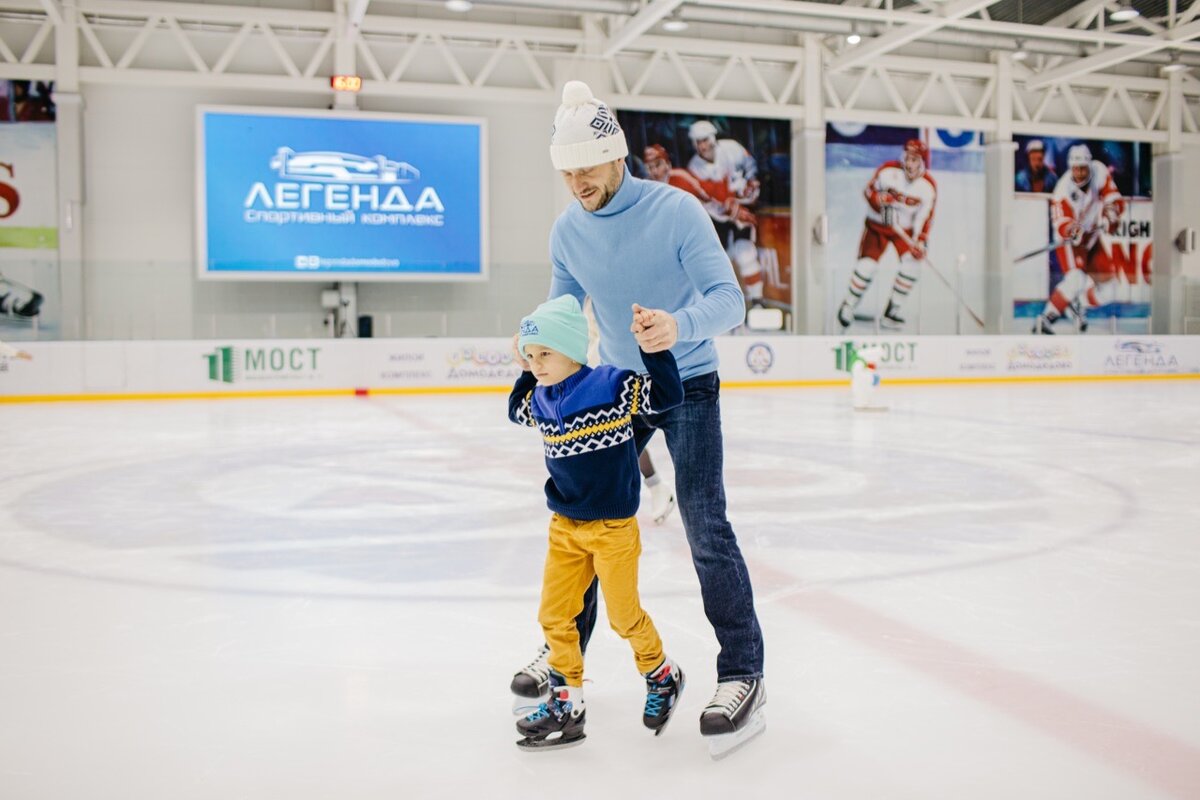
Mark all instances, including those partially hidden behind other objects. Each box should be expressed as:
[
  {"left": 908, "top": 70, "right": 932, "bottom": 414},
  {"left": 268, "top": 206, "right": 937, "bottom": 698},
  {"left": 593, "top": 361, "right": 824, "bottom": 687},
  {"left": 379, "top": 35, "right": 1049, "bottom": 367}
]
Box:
[{"left": 0, "top": 0, "right": 1197, "bottom": 144}]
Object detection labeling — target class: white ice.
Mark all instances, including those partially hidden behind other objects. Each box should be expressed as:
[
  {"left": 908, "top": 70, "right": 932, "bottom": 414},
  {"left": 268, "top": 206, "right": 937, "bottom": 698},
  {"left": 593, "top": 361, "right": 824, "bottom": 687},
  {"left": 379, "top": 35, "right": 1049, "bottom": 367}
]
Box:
[{"left": 1, "top": 381, "right": 1199, "bottom": 799}]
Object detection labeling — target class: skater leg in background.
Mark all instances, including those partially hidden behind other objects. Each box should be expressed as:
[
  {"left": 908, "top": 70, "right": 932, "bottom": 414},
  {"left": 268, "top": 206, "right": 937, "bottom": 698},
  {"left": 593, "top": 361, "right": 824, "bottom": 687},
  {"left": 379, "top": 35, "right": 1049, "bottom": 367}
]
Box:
[
  {"left": 655, "top": 373, "right": 765, "bottom": 752},
  {"left": 638, "top": 446, "right": 676, "bottom": 525}
]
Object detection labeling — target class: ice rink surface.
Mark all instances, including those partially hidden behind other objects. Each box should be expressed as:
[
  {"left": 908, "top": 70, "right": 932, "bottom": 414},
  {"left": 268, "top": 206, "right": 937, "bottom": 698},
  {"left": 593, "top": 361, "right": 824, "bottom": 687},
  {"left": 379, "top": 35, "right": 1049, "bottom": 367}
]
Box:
[{"left": 1, "top": 380, "right": 1198, "bottom": 799}]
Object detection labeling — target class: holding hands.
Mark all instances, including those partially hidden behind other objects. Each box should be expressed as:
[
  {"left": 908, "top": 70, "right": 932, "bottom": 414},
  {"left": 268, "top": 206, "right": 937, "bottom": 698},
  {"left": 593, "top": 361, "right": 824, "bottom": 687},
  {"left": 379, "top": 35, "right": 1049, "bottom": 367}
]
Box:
[{"left": 631, "top": 303, "right": 678, "bottom": 353}]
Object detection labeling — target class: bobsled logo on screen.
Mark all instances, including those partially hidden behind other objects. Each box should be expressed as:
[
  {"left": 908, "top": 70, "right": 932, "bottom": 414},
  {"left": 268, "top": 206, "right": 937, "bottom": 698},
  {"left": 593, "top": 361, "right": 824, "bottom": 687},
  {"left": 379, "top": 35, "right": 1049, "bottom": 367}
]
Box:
[{"left": 270, "top": 148, "right": 419, "bottom": 184}]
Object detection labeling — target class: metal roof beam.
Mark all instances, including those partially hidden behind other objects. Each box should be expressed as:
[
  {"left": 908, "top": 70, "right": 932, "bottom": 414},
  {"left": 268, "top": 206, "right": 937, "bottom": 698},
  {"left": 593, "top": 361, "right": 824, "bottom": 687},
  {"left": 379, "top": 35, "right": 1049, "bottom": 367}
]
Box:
[
  {"left": 827, "top": 0, "right": 997, "bottom": 72},
  {"left": 1026, "top": 17, "right": 1200, "bottom": 89},
  {"left": 602, "top": 0, "right": 682, "bottom": 58}
]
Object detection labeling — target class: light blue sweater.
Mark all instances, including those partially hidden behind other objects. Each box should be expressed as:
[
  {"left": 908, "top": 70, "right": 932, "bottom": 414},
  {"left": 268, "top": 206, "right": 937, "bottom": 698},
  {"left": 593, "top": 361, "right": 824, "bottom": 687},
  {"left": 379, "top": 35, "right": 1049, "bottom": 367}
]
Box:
[{"left": 549, "top": 168, "right": 745, "bottom": 382}]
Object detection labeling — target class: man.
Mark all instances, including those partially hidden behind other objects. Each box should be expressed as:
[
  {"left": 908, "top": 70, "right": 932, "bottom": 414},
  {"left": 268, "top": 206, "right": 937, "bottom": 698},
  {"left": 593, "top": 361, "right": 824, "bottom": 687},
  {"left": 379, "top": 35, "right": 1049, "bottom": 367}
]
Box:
[
  {"left": 1015, "top": 139, "right": 1058, "bottom": 194},
  {"left": 684, "top": 121, "right": 766, "bottom": 310},
  {"left": 835, "top": 138, "right": 936, "bottom": 331},
  {"left": 510, "top": 81, "right": 766, "bottom": 759},
  {"left": 1033, "top": 144, "right": 1125, "bottom": 334}
]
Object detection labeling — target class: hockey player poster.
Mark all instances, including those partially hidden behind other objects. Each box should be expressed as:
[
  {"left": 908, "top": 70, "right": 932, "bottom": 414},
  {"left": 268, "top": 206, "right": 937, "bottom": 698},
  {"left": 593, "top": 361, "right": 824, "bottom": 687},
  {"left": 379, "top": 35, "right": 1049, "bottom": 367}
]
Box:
[
  {"left": 1012, "top": 135, "right": 1152, "bottom": 334},
  {"left": 0, "top": 80, "right": 57, "bottom": 342},
  {"left": 616, "top": 109, "right": 792, "bottom": 330},
  {"left": 825, "top": 123, "right": 986, "bottom": 335}
]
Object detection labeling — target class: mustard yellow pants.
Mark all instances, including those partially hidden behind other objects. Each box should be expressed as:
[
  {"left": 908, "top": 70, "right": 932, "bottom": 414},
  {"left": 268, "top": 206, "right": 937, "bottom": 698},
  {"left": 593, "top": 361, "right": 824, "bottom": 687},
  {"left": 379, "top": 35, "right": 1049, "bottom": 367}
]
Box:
[{"left": 538, "top": 513, "right": 664, "bottom": 687}]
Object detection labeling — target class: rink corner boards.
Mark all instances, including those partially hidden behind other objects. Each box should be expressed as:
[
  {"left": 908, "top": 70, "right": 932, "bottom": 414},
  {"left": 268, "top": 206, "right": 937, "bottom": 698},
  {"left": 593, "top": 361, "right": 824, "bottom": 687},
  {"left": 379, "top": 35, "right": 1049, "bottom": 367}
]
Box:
[{"left": 3, "top": 373, "right": 1199, "bottom": 404}]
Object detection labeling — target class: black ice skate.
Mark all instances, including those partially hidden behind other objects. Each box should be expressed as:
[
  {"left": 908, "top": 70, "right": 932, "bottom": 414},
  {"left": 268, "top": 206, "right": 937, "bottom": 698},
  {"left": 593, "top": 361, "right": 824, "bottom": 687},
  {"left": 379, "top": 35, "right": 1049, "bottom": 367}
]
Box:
[
  {"left": 879, "top": 300, "right": 905, "bottom": 330},
  {"left": 515, "top": 675, "right": 586, "bottom": 751},
  {"left": 700, "top": 678, "right": 766, "bottom": 760},
  {"left": 1067, "top": 301, "right": 1089, "bottom": 333},
  {"left": 1032, "top": 314, "right": 1057, "bottom": 335},
  {"left": 510, "top": 644, "right": 550, "bottom": 712},
  {"left": 642, "top": 658, "right": 684, "bottom": 736},
  {"left": 836, "top": 301, "right": 854, "bottom": 329},
  {"left": 0, "top": 275, "right": 43, "bottom": 319}
]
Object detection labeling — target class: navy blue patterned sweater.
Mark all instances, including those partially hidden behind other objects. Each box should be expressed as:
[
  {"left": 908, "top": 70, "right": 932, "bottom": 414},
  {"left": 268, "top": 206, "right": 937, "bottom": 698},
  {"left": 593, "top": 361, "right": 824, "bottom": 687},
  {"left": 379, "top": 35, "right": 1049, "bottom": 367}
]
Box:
[{"left": 508, "top": 349, "right": 683, "bottom": 521}]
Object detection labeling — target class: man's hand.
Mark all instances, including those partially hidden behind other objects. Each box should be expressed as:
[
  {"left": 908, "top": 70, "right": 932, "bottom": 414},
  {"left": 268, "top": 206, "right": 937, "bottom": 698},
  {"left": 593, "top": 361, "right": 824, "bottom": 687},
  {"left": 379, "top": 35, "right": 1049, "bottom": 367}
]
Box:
[
  {"left": 511, "top": 333, "right": 530, "bottom": 371},
  {"left": 631, "top": 303, "right": 678, "bottom": 353}
]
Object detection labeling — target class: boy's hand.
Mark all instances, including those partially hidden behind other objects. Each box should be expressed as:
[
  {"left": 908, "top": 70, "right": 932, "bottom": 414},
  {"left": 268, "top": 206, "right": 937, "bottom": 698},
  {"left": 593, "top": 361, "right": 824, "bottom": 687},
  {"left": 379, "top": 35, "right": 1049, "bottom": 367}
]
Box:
[
  {"left": 511, "top": 333, "right": 530, "bottom": 371},
  {"left": 631, "top": 304, "right": 678, "bottom": 353}
]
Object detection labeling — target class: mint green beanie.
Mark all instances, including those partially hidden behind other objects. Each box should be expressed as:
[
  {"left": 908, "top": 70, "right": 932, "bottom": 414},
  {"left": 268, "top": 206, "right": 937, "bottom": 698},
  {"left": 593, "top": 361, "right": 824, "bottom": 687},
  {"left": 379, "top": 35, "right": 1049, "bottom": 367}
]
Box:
[{"left": 518, "top": 294, "right": 589, "bottom": 365}]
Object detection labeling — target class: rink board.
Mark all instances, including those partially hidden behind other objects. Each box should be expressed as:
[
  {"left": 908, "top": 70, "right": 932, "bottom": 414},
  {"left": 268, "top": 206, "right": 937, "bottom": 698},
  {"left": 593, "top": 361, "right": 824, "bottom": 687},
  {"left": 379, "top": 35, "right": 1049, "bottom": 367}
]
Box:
[{"left": 2, "top": 335, "right": 1199, "bottom": 401}]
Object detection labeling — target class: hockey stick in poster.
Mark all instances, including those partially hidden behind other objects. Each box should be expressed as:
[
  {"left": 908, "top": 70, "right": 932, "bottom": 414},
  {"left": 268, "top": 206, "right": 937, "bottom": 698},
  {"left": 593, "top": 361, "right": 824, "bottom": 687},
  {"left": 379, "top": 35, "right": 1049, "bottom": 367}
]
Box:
[{"left": 890, "top": 224, "right": 985, "bottom": 329}]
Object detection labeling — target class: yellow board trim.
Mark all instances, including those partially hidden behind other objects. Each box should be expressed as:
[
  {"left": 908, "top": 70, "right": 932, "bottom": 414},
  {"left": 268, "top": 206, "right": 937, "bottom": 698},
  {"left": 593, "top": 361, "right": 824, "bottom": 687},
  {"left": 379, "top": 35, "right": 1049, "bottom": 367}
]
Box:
[{"left": 2, "top": 372, "right": 1198, "bottom": 404}]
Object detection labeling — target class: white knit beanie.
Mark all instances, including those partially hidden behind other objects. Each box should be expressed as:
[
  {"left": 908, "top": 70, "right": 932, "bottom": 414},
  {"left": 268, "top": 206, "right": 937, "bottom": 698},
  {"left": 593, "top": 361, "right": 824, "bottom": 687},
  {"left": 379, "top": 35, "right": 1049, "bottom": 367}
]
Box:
[{"left": 549, "top": 81, "right": 629, "bottom": 171}]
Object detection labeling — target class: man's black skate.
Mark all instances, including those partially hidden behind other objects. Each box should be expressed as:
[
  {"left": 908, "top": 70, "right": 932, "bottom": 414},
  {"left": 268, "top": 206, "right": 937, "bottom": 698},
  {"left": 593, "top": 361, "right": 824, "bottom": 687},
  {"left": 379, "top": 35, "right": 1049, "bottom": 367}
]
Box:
[
  {"left": 642, "top": 658, "right": 684, "bottom": 736},
  {"left": 515, "top": 675, "right": 586, "bottom": 751},
  {"left": 510, "top": 644, "right": 550, "bottom": 699},
  {"left": 700, "top": 678, "right": 766, "bottom": 760}
]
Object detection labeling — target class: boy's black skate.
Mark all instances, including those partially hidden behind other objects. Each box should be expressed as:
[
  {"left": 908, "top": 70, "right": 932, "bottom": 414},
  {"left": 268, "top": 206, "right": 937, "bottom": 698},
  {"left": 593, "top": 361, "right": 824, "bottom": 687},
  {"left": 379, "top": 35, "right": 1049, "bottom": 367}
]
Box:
[
  {"left": 700, "top": 678, "right": 766, "bottom": 760},
  {"left": 642, "top": 658, "right": 684, "bottom": 736},
  {"left": 515, "top": 674, "right": 586, "bottom": 751}
]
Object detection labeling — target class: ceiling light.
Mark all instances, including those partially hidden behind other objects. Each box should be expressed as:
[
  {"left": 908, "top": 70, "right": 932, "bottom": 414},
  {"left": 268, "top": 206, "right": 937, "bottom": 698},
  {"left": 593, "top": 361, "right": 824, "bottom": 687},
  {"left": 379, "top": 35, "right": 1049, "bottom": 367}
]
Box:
[
  {"left": 1162, "top": 52, "right": 1189, "bottom": 73},
  {"left": 846, "top": 32, "right": 862, "bottom": 45},
  {"left": 1110, "top": 4, "right": 1140, "bottom": 22},
  {"left": 662, "top": 15, "right": 688, "bottom": 33},
  {"left": 444, "top": 0, "right": 472, "bottom": 12},
  {"left": 1012, "top": 39, "right": 1028, "bottom": 62}
]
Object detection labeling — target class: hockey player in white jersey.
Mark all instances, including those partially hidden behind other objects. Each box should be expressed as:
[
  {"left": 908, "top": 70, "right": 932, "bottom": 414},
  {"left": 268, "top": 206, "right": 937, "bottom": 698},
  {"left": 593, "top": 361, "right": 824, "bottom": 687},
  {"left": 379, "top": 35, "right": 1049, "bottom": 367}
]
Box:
[
  {"left": 836, "top": 139, "right": 937, "bottom": 330},
  {"left": 686, "top": 120, "right": 766, "bottom": 310},
  {"left": 1032, "top": 144, "right": 1125, "bottom": 334}
]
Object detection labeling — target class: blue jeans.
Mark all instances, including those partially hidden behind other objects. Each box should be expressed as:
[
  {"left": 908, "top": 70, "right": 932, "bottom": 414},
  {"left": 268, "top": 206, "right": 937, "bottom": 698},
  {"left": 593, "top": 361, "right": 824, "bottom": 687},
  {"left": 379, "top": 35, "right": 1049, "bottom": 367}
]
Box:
[{"left": 575, "top": 371, "right": 765, "bottom": 681}]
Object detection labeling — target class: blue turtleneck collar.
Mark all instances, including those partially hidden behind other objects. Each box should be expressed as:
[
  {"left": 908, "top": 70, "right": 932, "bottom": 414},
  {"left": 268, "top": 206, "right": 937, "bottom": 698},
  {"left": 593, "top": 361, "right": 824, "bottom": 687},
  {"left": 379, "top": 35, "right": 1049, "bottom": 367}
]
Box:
[{"left": 591, "top": 166, "right": 642, "bottom": 217}]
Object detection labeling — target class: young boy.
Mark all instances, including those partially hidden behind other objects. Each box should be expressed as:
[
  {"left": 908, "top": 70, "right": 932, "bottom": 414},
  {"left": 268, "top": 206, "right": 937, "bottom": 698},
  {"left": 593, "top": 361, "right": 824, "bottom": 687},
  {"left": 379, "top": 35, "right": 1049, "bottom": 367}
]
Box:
[{"left": 508, "top": 294, "right": 685, "bottom": 751}]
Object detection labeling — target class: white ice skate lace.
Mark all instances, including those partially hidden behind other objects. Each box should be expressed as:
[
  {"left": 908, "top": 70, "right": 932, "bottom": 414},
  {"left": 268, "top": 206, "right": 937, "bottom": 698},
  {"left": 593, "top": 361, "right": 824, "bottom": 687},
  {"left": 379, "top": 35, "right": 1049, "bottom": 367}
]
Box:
[
  {"left": 704, "top": 681, "right": 750, "bottom": 716},
  {"left": 521, "top": 646, "right": 551, "bottom": 681}
]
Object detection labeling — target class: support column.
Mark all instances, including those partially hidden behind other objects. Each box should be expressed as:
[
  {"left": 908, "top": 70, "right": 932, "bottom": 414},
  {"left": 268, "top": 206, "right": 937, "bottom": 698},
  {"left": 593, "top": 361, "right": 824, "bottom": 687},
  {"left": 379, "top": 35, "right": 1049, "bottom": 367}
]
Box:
[
  {"left": 54, "top": 0, "right": 85, "bottom": 340},
  {"left": 791, "top": 33, "right": 826, "bottom": 334},
  {"left": 984, "top": 52, "right": 1015, "bottom": 334},
  {"left": 333, "top": 0, "right": 358, "bottom": 111},
  {"left": 1152, "top": 71, "right": 1186, "bottom": 333}
]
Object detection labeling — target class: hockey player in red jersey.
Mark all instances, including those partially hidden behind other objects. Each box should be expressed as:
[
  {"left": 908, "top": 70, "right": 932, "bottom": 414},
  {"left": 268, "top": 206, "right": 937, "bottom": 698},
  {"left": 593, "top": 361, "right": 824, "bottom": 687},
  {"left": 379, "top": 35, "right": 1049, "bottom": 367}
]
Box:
[
  {"left": 643, "top": 144, "right": 716, "bottom": 201},
  {"left": 1032, "top": 144, "right": 1126, "bottom": 334},
  {"left": 836, "top": 138, "right": 937, "bottom": 330}
]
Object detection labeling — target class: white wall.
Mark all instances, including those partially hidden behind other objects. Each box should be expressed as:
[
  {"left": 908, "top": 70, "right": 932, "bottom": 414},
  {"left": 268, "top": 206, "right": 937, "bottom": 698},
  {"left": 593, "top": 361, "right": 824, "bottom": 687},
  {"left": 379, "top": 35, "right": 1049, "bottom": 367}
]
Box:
[{"left": 78, "top": 84, "right": 561, "bottom": 340}]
